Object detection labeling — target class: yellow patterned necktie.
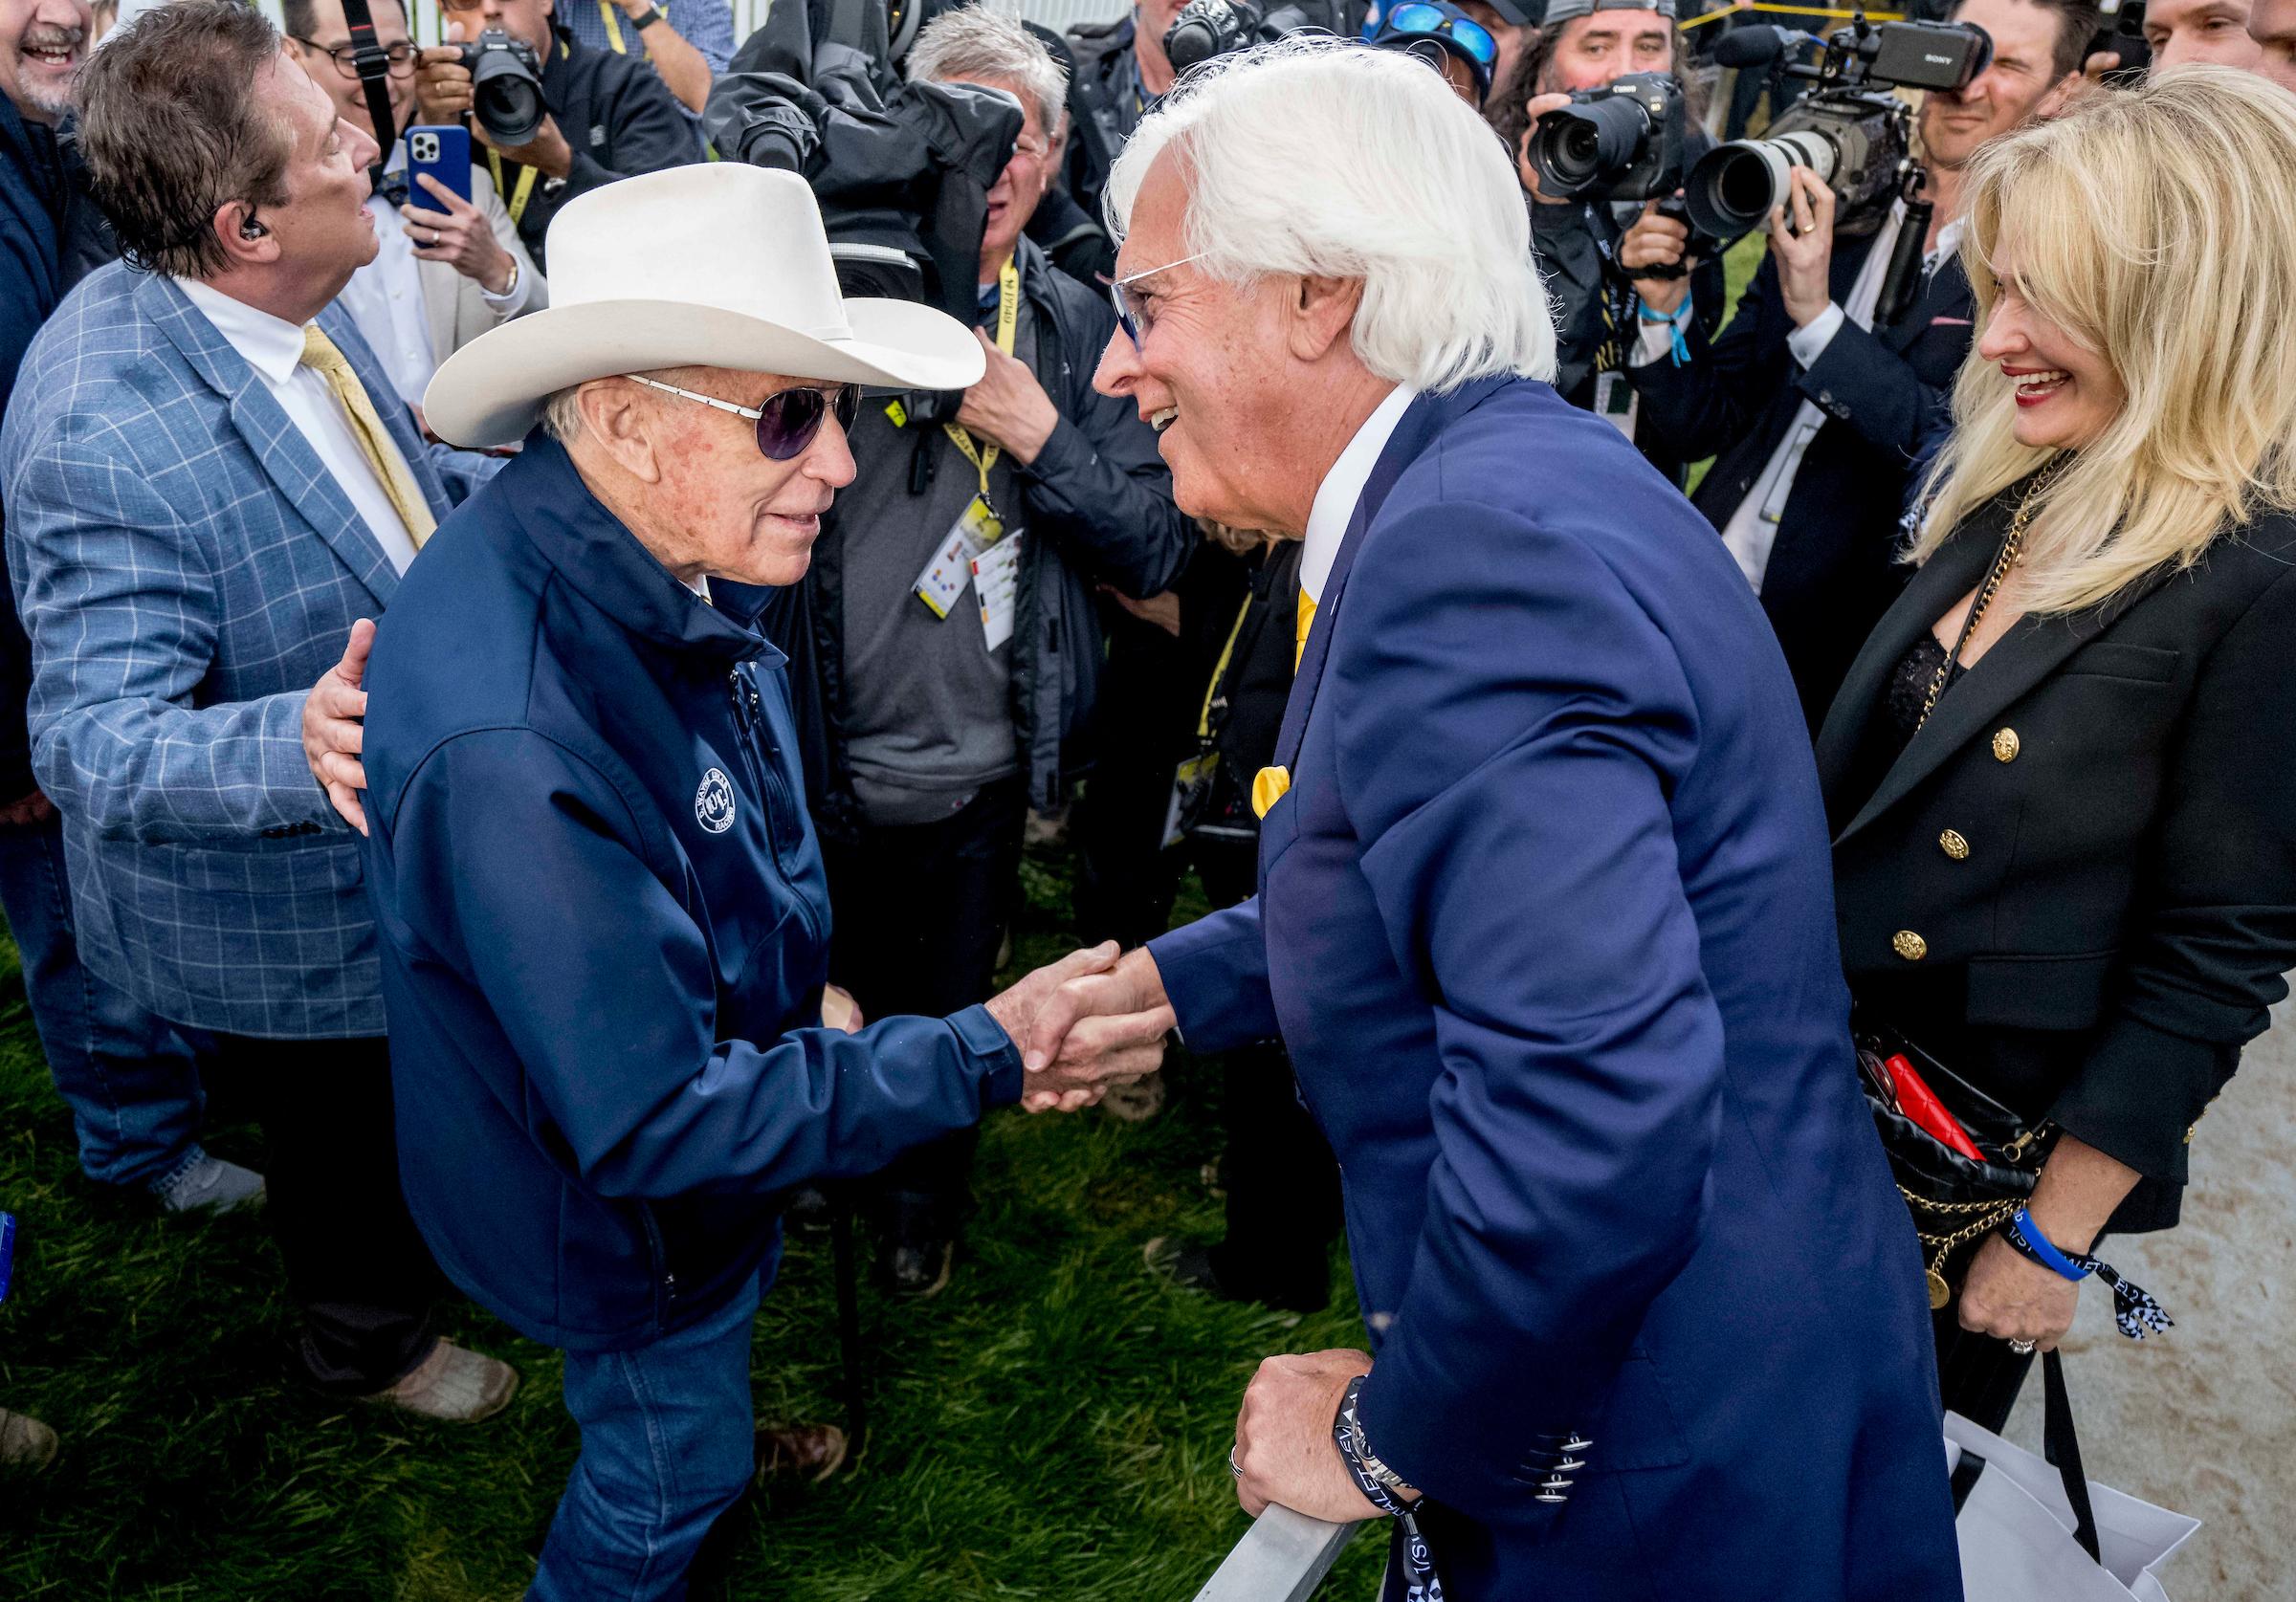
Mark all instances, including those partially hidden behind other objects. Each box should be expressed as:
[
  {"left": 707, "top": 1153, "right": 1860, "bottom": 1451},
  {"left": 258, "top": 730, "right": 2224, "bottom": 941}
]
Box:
[
  {"left": 1294, "top": 587, "right": 1316, "bottom": 670},
  {"left": 298, "top": 325, "right": 435, "bottom": 549}
]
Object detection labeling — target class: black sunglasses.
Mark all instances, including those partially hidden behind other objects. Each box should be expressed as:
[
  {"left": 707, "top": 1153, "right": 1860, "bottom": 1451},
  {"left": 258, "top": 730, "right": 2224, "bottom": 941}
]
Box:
[{"left": 628, "top": 376, "right": 861, "bottom": 460}]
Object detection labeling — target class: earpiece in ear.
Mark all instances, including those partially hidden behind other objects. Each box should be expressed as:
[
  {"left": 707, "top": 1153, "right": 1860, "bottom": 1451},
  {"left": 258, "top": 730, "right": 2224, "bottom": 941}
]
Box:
[{"left": 239, "top": 219, "right": 266, "bottom": 240}]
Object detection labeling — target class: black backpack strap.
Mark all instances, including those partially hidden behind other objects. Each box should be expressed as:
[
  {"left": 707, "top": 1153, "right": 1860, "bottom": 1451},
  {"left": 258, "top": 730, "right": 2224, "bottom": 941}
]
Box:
[{"left": 339, "top": 0, "right": 401, "bottom": 192}]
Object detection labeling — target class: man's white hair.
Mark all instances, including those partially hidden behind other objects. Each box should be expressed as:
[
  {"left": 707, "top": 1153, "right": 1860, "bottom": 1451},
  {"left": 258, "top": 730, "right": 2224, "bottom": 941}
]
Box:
[
  {"left": 1106, "top": 39, "right": 1556, "bottom": 391},
  {"left": 905, "top": 5, "right": 1069, "bottom": 140}
]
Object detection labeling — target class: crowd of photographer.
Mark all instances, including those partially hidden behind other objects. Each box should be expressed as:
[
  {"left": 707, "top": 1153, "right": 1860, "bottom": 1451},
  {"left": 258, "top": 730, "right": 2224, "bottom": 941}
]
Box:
[{"left": 5, "top": 0, "right": 2296, "bottom": 1594}]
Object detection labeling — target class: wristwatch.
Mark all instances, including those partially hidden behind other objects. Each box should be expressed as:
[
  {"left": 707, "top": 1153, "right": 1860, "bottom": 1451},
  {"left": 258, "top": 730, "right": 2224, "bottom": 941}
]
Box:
[{"left": 628, "top": 5, "right": 665, "bottom": 28}]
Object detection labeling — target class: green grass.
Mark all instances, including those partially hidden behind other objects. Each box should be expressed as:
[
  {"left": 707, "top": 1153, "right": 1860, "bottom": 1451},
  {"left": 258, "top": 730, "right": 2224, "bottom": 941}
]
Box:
[{"left": 0, "top": 841, "right": 1389, "bottom": 1599}]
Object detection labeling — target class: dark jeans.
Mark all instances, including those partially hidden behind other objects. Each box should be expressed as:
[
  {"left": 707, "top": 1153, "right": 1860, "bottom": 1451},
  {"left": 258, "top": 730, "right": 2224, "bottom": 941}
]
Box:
[
  {"left": 822, "top": 777, "right": 1028, "bottom": 1235},
  {"left": 213, "top": 1032, "right": 443, "bottom": 1392},
  {"left": 1196, "top": 840, "right": 1341, "bottom": 1302},
  {"left": 0, "top": 813, "right": 206, "bottom": 1188},
  {"left": 532, "top": 1271, "right": 762, "bottom": 1602}
]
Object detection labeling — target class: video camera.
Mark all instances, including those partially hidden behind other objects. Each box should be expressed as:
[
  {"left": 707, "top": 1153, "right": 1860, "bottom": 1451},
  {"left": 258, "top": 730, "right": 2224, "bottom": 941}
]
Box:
[
  {"left": 453, "top": 28, "right": 548, "bottom": 147},
  {"left": 1526, "top": 71, "right": 1688, "bottom": 204},
  {"left": 1161, "top": 0, "right": 1346, "bottom": 75},
  {"left": 1683, "top": 15, "right": 1992, "bottom": 243}
]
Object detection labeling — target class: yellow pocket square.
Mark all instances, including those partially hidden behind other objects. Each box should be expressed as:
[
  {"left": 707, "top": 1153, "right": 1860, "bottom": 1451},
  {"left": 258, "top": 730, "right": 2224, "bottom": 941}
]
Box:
[{"left": 1251, "top": 765, "right": 1291, "bottom": 819}]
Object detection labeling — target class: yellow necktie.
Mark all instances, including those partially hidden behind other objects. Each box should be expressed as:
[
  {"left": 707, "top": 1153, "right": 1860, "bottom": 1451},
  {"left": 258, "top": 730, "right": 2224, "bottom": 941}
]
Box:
[
  {"left": 1253, "top": 583, "right": 1319, "bottom": 819},
  {"left": 1294, "top": 587, "right": 1317, "bottom": 670},
  {"left": 298, "top": 325, "right": 435, "bottom": 550}
]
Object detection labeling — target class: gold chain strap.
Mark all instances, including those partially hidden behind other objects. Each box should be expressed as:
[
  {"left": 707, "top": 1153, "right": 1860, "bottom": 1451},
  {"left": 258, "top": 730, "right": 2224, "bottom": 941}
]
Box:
[{"left": 1916, "top": 468, "right": 2058, "bottom": 732}]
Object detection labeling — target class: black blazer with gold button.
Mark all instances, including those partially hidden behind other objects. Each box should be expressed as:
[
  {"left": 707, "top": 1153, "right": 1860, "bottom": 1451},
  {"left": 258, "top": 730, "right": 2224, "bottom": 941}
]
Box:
[{"left": 1817, "top": 492, "right": 2296, "bottom": 1230}]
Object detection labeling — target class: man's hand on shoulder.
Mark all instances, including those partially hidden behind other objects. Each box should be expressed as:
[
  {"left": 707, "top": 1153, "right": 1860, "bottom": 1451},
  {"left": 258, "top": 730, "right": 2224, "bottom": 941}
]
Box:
[
  {"left": 1233, "top": 1350, "right": 1393, "bottom": 1522},
  {"left": 304, "top": 619, "right": 375, "bottom": 836}
]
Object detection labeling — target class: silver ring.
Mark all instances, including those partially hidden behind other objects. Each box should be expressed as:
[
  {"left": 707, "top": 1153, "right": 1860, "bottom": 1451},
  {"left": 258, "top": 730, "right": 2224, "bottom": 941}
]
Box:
[
  {"left": 2008, "top": 1338, "right": 2037, "bottom": 1355},
  {"left": 1229, "top": 1447, "right": 1244, "bottom": 1478}
]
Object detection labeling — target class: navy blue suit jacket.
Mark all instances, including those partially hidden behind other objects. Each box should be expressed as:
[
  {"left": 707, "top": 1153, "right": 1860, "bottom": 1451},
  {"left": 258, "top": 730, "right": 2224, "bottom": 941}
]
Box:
[{"left": 1148, "top": 379, "right": 1960, "bottom": 1599}]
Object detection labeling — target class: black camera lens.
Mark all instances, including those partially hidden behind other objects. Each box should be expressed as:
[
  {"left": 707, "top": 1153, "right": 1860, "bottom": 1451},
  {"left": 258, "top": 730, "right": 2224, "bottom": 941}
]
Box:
[
  {"left": 1528, "top": 94, "right": 1651, "bottom": 200},
  {"left": 463, "top": 30, "right": 546, "bottom": 146}
]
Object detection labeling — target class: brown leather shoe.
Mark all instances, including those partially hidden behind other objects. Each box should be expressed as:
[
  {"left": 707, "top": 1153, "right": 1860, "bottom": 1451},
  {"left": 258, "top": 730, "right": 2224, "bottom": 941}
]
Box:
[
  {"left": 755, "top": 1422, "right": 849, "bottom": 1485},
  {"left": 0, "top": 1408, "right": 59, "bottom": 1470},
  {"left": 364, "top": 1339, "right": 520, "bottom": 1424}
]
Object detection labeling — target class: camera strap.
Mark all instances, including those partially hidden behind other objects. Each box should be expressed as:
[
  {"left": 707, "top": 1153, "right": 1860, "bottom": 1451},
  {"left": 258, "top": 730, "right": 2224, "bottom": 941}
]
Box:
[{"left": 338, "top": 0, "right": 401, "bottom": 194}]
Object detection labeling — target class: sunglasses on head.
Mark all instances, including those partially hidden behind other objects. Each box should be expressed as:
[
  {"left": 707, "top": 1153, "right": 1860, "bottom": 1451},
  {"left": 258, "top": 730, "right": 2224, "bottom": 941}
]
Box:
[
  {"left": 625, "top": 375, "right": 861, "bottom": 460},
  {"left": 1382, "top": 2, "right": 1498, "bottom": 65}
]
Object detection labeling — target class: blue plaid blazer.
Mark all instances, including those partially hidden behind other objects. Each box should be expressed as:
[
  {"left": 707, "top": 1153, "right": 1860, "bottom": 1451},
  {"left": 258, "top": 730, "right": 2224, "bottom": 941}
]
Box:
[{"left": 0, "top": 264, "right": 492, "bottom": 1039}]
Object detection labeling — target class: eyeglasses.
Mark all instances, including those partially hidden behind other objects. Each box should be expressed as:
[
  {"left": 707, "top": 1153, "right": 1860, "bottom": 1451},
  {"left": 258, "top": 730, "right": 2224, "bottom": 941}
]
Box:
[
  {"left": 1380, "top": 3, "right": 1498, "bottom": 66},
  {"left": 1109, "top": 252, "right": 1209, "bottom": 348},
  {"left": 294, "top": 35, "right": 419, "bottom": 78},
  {"left": 626, "top": 376, "right": 861, "bottom": 460}
]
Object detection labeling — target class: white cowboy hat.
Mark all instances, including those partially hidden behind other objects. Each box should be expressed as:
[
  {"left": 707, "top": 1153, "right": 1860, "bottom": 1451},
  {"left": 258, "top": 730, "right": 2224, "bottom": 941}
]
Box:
[{"left": 423, "top": 163, "right": 987, "bottom": 449}]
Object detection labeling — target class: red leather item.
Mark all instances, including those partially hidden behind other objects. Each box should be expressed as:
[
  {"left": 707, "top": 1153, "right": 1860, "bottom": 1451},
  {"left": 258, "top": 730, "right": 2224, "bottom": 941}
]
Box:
[{"left": 1886, "top": 1054, "right": 1985, "bottom": 1161}]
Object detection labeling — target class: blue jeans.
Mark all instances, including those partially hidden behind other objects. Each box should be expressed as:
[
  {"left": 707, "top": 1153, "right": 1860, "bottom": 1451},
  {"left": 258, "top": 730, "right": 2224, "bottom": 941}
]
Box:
[
  {"left": 0, "top": 815, "right": 206, "bottom": 1188},
  {"left": 531, "top": 1277, "right": 762, "bottom": 1602}
]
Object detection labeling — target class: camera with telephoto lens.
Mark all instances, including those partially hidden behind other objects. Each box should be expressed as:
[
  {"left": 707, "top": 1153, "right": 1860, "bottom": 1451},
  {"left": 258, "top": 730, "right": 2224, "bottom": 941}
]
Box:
[
  {"left": 453, "top": 28, "right": 546, "bottom": 146},
  {"left": 1683, "top": 15, "right": 1992, "bottom": 243},
  {"left": 1526, "top": 71, "right": 1688, "bottom": 203},
  {"left": 1161, "top": 0, "right": 1345, "bottom": 74}
]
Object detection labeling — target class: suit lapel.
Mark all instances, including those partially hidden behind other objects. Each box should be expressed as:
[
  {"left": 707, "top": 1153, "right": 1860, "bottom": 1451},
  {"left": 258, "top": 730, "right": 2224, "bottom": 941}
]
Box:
[
  {"left": 1271, "top": 380, "right": 1508, "bottom": 775},
  {"left": 1829, "top": 508, "right": 2182, "bottom": 846},
  {"left": 1880, "top": 258, "right": 1972, "bottom": 357},
  {"left": 142, "top": 274, "right": 401, "bottom": 606}
]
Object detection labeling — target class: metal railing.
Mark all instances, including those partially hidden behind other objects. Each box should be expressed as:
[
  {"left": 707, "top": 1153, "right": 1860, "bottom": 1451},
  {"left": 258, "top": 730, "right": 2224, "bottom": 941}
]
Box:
[{"left": 1192, "top": 1506, "right": 1361, "bottom": 1602}]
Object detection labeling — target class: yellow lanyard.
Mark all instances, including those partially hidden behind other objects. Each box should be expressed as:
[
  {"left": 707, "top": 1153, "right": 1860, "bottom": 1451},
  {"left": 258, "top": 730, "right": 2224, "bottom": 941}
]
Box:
[
  {"left": 600, "top": 0, "right": 629, "bottom": 51},
  {"left": 487, "top": 149, "right": 541, "bottom": 226},
  {"left": 1196, "top": 589, "right": 1257, "bottom": 740},
  {"left": 942, "top": 257, "right": 1022, "bottom": 501}
]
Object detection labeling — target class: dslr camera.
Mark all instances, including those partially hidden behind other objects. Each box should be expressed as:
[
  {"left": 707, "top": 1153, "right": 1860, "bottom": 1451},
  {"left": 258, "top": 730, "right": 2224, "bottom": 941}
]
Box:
[
  {"left": 1161, "top": 0, "right": 1345, "bottom": 75},
  {"left": 453, "top": 28, "right": 547, "bottom": 146},
  {"left": 1684, "top": 15, "right": 1992, "bottom": 242},
  {"left": 1526, "top": 72, "right": 1687, "bottom": 203}
]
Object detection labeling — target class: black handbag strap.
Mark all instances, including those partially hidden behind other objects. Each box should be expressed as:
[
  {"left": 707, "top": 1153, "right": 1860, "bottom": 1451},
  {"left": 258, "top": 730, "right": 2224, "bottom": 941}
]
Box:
[{"left": 2042, "top": 1350, "right": 2104, "bottom": 1564}]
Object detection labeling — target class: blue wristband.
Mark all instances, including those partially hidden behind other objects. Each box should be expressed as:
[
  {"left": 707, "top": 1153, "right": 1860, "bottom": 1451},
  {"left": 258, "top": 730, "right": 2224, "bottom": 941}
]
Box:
[
  {"left": 2002, "top": 1207, "right": 2089, "bottom": 1282},
  {"left": 0, "top": 1211, "right": 16, "bottom": 1306},
  {"left": 1636, "top": 299, "right": 1691, "bottom": 366}
]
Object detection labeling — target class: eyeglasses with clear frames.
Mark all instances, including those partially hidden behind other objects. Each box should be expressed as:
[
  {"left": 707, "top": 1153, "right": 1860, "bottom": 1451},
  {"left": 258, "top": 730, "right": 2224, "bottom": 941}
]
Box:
[{"left": 1109, "top": 252, "right": 1210, "bottom": 349}]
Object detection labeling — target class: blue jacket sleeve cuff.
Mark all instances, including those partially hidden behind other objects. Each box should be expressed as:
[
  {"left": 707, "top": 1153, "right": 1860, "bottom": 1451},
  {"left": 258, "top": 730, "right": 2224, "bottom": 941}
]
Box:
[{"left": 947, "top": 1001, "right": 1026, "bottom": 1109}]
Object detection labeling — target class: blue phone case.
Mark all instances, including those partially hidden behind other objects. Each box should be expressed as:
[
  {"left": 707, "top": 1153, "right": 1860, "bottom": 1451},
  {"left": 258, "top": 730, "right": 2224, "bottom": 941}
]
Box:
[{"left": 404, "top": 123, "right": 473, "bottom": 207}]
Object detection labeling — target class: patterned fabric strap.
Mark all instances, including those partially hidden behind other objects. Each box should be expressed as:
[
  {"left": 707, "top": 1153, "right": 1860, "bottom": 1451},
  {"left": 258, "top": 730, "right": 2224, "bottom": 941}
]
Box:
[
  {"left": 1999, "top": 1209, "right": 2175, "bottom": 1340},
  {"left": 1334, "top": 1375, "right": 1446, "bottom": 1602}
]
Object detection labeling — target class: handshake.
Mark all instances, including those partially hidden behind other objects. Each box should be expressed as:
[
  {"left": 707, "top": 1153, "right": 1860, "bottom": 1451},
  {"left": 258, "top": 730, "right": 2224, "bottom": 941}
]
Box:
[{"left": 982, "top": 943, "right": 1176, "bottom": 1114}]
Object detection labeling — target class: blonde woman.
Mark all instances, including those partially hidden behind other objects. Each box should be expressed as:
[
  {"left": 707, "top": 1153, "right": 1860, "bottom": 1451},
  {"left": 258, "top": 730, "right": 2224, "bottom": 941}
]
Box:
[{"left": 1816, "top": 64, "right": 2296, "bottom": 1432}]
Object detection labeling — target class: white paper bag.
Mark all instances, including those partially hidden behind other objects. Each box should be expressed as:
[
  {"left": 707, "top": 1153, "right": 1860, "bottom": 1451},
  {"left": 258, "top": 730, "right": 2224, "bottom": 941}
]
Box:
[{"left": 1945, "top": 1411, "right": 2200, "bottom": 1602}]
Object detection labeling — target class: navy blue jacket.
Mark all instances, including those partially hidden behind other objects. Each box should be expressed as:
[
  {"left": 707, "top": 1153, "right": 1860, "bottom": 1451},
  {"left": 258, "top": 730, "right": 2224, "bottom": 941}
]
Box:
[
  {"left": 1149, "top": 381, "right": 1960, "bottom": 1598},
  {"left": 359, "top": 437, "right": 1024, "bottom": 1350},
  {"left": 1, "top": 101, "right": 108, "bottom": 800}
]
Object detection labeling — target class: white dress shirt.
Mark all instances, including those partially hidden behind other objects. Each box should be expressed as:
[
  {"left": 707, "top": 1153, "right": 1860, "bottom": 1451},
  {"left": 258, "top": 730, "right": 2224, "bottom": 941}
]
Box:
[
  {"left": 174, "top": 276, "right": 423, "bottom": 577},
  {"left": 339, "top": 150, "right": 529, "bottom": 408},
  {"left": 338, "top": 200, "right": 438, "bottom": 410},
  {"left": 1301, "top": 384, "right": 1419, "bottom": 605}
]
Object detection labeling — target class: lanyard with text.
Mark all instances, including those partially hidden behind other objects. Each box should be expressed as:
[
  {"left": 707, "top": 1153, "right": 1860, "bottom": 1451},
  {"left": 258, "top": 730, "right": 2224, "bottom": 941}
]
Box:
[
  {"left": 941, "top": 257, "right": 1021, "bottom": 518},
  {"left": 487, "top": 148, "right": 541, "bottom": 226}
]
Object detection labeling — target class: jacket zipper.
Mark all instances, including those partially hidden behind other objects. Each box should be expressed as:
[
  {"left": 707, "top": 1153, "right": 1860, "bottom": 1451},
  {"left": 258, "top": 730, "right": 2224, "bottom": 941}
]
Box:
[{"left": 636, "top": 1202, "right": 677, "bottom": 1324}]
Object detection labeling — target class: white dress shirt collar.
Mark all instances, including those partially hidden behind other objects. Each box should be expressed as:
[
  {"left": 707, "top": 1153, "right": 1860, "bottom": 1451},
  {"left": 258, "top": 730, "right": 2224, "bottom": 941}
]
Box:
[
  {"left": 174, "top": 275, "right": 308, "bottom": 386},
  {"left": 1300, "top": 384, "right": 1417, "bottom": 604}
]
